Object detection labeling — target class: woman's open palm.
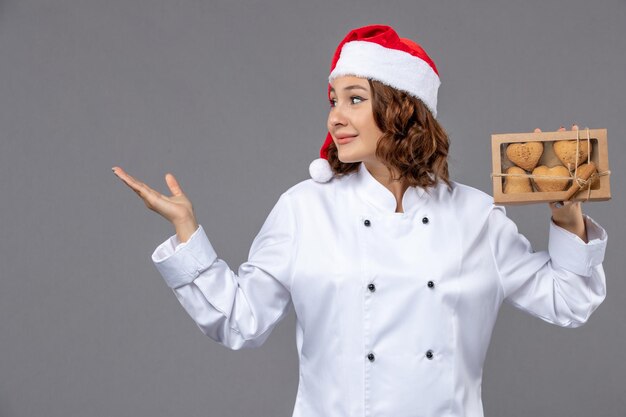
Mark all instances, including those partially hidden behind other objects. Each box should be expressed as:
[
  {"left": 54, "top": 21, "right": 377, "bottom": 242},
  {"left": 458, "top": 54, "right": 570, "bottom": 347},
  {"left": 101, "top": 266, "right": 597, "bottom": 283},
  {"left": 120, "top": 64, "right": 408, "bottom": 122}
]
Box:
[{"left": 112, "top": 166, "right": 196, "bottom": 227}]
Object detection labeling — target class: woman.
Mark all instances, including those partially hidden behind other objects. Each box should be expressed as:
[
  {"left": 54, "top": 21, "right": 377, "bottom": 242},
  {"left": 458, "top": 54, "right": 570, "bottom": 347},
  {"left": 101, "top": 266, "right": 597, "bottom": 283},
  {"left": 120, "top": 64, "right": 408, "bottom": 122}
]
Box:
[{"left": 112, "top": 24, "right": 607, "bottom": 417}]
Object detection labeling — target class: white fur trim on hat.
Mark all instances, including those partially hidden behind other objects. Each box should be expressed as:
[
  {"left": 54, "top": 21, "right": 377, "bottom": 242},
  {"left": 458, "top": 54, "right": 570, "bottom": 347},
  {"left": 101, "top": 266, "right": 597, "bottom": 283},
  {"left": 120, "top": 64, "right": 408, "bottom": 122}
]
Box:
[
  {"left": 328, "top": 40, "right": 440, "bottom": 117},
  {"left": 309, "top": 158, "right": 333, "bottom": 183}
]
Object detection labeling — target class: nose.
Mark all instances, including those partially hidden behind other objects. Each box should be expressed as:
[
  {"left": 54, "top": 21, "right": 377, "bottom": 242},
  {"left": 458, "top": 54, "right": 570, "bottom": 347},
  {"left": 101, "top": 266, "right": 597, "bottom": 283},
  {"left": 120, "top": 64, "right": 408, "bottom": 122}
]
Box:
[{"left": 327, "top": 103, "right": 348, "bottom": 131}]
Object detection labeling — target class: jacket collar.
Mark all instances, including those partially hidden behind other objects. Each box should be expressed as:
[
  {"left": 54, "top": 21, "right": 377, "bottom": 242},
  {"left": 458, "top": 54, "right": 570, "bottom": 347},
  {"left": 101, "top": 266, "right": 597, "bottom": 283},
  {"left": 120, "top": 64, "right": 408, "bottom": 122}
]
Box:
[{"left": 353, "top": 161, "right": 427, "bottom": 214}]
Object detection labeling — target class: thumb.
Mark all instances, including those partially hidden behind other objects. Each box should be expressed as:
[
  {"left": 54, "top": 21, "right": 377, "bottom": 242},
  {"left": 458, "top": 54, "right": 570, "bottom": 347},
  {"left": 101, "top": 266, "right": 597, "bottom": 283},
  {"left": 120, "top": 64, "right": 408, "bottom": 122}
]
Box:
[{"left": 165, "top": 173, "right": 184, "bottom": 196}]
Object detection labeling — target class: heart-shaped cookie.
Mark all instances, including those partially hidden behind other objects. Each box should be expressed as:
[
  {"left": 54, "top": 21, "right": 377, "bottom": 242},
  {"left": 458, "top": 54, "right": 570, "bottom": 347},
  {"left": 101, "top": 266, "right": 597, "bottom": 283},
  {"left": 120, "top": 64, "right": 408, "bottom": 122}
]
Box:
[
  {"left": 503, "top": 166, "right": 532, "bottom": 194},
  {"left": 553, "top": 140, "right": 591, "bottom": 171},
  {"left": 506, "top": 142, "right": 544, "bottom": 171},
  {"left": 531, "top": 165, "right": 571, "bottom": 192}
]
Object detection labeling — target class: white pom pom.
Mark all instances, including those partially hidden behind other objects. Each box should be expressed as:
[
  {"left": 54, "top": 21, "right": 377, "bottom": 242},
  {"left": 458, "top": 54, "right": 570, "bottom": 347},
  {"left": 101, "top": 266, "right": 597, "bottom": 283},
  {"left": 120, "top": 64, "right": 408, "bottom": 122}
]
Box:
[{"left": 308, "top": 158, "right": 333, "bottom": 183}]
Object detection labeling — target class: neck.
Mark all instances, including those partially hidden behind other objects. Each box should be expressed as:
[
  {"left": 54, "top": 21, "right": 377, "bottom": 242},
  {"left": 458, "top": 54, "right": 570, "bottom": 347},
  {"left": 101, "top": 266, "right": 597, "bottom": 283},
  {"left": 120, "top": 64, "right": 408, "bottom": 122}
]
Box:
[{"left": 363, "top": 161, "right": 410, "bottom": 212}]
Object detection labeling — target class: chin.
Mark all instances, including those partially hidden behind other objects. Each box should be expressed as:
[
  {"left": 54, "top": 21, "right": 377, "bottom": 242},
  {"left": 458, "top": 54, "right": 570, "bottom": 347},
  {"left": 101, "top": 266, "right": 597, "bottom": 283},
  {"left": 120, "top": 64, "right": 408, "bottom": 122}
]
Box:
[{"left": 337, "top": 152, "right": 359, "bottom": 164}]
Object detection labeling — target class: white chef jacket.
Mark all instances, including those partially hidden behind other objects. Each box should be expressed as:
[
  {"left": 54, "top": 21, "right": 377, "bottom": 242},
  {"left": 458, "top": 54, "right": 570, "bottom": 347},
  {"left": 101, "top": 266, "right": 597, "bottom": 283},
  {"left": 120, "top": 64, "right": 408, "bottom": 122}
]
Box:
[{"left": 151, "top": 161, "right": 608, "bottom": 417}]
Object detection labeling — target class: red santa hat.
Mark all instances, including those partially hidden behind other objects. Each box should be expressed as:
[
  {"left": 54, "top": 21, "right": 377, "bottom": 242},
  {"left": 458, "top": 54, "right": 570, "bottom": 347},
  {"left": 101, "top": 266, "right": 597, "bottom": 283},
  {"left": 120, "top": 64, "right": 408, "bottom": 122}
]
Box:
[{"left": 309, "top": 24, "right": 441, "bottom": 183}]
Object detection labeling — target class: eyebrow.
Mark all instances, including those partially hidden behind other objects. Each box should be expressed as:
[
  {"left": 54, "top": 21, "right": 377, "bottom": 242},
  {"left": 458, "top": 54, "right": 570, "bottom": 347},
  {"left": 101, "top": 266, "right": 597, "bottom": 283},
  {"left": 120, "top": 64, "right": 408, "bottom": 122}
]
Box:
[{"left": 329, "top": 85, "right": 369, "bottom": 93}]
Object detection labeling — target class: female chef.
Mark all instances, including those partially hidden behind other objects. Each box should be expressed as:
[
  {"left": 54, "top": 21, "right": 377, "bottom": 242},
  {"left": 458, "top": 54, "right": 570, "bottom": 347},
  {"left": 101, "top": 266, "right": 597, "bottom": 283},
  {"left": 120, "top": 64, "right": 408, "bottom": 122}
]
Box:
[{"left": 112, "top": 24, "right": 607, "bottom": 417}]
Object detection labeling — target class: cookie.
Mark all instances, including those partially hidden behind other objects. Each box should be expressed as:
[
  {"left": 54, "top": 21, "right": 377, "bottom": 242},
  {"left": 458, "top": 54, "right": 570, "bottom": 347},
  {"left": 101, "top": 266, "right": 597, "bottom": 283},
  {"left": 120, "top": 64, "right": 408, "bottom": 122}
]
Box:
[
  {"left": 503, "top": 166, "right": 532, "bottom": 194},
  {"left": 531, "top": 165, "right": 571, "bottom": 192},
  {"left": 505, "top": 142, "right": 544, "bottom": 171},
  {"left": 553, "top": 140, "right": 591, "bottom": 171}
]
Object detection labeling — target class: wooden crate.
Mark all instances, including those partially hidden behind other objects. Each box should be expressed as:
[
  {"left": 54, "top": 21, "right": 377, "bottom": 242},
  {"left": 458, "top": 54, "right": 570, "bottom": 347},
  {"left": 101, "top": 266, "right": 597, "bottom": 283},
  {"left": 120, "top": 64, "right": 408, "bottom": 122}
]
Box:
[{"left": 491, "top": 128, "right": 611, "bottom": 205}]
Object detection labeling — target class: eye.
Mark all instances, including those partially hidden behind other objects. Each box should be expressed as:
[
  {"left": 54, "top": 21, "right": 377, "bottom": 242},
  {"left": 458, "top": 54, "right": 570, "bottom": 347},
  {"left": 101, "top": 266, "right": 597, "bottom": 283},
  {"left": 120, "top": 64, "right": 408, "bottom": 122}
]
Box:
[
  {"left": 350, "top": 96, "right": 365, "bottom": 104},
  {"left": 329, "top": 96, "right": 366, "bottom": 108}
]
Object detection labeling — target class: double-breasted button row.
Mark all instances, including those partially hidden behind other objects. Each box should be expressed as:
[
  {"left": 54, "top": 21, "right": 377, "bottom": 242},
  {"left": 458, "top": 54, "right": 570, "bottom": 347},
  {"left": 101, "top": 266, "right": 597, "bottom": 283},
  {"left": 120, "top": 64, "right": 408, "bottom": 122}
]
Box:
[{"left": 362, "top": 215, "right": 433, "bottom": 365}]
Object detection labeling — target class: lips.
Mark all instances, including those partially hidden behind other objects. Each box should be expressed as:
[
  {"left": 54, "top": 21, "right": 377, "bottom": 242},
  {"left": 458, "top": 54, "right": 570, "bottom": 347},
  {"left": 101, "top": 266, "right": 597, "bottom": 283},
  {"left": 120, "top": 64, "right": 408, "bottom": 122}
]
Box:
[{"left": 336, "top": 135, "right": 357, "bottom": 144}]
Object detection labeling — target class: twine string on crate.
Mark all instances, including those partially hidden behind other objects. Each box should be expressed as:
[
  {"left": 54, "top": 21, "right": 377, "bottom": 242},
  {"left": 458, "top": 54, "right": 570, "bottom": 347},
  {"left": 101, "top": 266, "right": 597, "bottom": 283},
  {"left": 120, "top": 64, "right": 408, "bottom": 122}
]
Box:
[{"left": 491, "top": 127, "right": 611, "bottom": 205}]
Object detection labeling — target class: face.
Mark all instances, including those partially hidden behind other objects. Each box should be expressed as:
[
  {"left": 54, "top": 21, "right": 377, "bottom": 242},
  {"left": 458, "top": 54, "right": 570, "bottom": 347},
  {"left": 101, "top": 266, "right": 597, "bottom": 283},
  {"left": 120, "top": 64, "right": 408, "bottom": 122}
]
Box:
[{"left": 327, "top": 75, "right": 384, "bottom": 164}]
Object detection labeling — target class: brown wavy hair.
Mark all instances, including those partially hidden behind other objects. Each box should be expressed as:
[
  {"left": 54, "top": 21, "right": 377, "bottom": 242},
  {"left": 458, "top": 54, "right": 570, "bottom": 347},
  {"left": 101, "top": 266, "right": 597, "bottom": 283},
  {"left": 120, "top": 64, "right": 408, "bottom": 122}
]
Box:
[{"left": 326, "top": 79, "right": 452, "bottom": 193}]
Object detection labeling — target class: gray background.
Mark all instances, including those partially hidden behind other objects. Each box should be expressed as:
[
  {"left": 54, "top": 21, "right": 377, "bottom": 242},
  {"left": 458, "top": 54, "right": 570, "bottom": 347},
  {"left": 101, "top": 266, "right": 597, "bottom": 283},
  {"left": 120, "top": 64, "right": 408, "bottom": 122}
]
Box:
[{"left": 0, "top": 0, "right": 624, "bottom": 416}]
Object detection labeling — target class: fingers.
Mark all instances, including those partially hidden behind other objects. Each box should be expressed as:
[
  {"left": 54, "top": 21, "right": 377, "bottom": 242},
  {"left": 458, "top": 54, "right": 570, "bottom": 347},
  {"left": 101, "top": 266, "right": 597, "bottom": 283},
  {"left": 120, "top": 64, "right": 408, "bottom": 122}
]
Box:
[
  {"left": 533, "top": 124, "right": 579, "bottom": 133},
  {"left": 113, "top": 167, "right": 195, "bottom": 225},
  {"left": 112, "top": 166, "right": 159, "bottom": 199},
  {"left": 549, "top": 200, "right": 580, "bottom": 210},
  {"left": 112, "top": 166, "right": 185, "bottom": 203},
  {"left": 549, "top": 201, "right": 569, "bottom": 211},
  {"left": 112, "top": 166, "right": 143, "bottom": 192},
  {"left": 165, "top": 173, "right": 184, "bottom": 197}
]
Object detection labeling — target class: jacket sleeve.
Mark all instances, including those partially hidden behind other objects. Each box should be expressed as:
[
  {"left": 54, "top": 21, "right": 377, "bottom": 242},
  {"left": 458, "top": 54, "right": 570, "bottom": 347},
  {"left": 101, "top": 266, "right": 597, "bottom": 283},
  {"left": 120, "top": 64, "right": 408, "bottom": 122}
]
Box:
[
  {"left": 487, "top": 204, "right": 607, "bottom": 328},
  {"left": 150, "top": 192, "right": 297, "bottom": 350}
]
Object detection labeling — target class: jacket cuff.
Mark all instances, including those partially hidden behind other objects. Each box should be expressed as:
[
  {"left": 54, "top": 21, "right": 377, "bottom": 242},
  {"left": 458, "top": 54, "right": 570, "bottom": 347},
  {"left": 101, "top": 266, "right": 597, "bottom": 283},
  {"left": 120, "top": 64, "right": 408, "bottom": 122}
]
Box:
[
  {"left": 548, "top": 214, "right": 607, "bottom": 277},
  {"left": 151, "top": 225, "right": 218, "bottom": 289}
]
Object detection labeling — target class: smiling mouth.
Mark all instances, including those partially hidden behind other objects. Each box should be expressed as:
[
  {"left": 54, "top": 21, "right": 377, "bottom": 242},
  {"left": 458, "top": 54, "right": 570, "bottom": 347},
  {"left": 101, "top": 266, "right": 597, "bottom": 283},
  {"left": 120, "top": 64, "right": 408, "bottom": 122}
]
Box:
[{"left": 337, "top": 135, "right": 357, "bottom": 144}]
